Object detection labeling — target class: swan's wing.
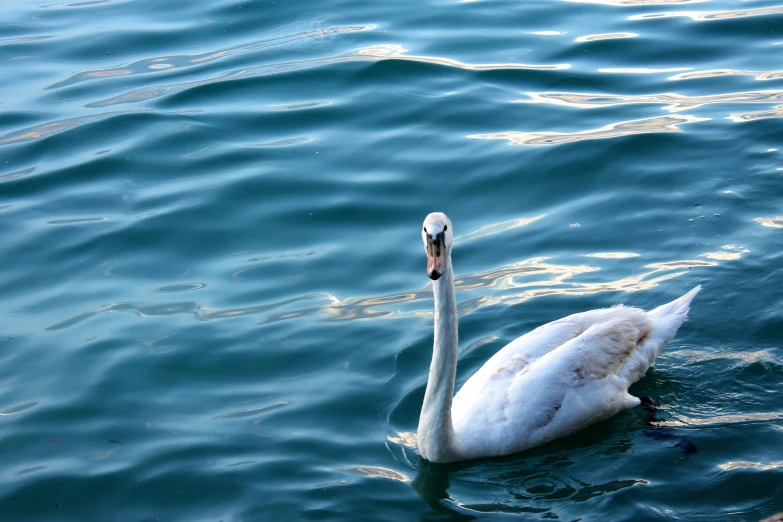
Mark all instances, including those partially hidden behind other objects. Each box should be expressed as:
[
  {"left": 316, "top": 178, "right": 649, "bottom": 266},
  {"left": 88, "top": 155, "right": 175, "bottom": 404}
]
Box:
[
  {"left": 452, "top": 287, "right": 701, "bottom": 458},
  {"left": 453, "top": 319, "right": 583, "bottom": 404},
  {"left": 509, "top": 314, "right": 653, "bottom": 429},
  {"left": 503, "top": 317, "right": 653, "bottom": 449},
  {"left": 453, "top": 314, "right": 652, "bottom": 456},
  {"left": 455, "top": 304, "right": 652, "bottom": 402},
  {"left": 542, "top": 313, "right": 653, "bottom": 382}
]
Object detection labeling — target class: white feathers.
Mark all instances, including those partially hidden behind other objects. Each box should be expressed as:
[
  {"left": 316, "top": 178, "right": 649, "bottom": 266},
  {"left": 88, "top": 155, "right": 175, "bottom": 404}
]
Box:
[{"left": 448, "top": 287, "right": 700, "bottom": 460}]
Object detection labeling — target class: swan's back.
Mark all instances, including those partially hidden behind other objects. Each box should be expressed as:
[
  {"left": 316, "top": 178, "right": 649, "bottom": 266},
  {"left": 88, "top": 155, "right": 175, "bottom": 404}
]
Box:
[{"left": 451, "top": 286, "right": 700, "bottom": 459}]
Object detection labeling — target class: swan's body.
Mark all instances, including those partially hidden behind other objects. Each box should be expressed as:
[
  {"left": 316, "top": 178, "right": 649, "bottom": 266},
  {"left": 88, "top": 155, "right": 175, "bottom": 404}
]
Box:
[{"left": 417, "top": 212, "right": 700, "bottom": 463}]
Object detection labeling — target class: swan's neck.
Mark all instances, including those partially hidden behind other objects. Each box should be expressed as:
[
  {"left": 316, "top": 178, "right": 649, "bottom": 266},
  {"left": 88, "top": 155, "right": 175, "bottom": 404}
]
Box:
[{"left": 418, "top": 255, "right": 461, "bottom": 462}]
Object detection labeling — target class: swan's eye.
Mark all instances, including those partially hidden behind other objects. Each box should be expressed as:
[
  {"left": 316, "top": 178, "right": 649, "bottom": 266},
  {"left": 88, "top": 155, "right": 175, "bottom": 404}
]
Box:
[
  {"left": 443, "top": 225, "right": 448, "bottom": 231},
  {"left": 423, "top": 226, "right": 427, "bottom": 233}
]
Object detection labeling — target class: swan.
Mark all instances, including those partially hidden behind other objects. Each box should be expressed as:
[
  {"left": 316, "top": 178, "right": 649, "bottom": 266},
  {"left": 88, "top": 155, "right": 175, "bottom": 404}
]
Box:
[{"left": 417, "top": 212, "right": 701, "bottom": 463}]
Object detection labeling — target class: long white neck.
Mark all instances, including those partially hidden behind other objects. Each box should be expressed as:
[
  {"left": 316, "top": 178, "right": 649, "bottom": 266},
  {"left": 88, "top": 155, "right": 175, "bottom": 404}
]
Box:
[{"left": 417, "top": 252, "right": 461, "bottom": 463}]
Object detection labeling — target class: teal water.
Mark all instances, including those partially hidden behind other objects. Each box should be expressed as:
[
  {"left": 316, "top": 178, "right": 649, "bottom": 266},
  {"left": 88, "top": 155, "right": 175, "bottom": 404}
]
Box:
[{"left": 2, "top": 0, "right": 783, "bottom": 520}]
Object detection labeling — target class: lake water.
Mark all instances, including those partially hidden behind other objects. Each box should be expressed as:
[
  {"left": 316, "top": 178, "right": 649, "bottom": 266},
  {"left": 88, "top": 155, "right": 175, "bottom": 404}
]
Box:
[{"left": 2, "top": 0, "right": 783, "bottom": 520}]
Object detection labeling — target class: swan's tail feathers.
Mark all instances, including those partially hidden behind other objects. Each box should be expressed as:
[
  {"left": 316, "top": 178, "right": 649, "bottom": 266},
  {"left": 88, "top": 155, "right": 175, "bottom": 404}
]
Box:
[
  {"left": 619, "top": 286, "right": 701, "bottom": 384},
  {"left": 649, "top": 285, "right": 701, "bottom": 327},
  {"left": 646, "top": 285, "right": 701, "bottom": 350}
]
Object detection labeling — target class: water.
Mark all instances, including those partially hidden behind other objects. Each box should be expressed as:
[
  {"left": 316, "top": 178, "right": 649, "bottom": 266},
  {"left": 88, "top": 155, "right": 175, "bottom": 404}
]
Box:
[{"left": 2, "top": 0, "right": 782, "bottom": 520}]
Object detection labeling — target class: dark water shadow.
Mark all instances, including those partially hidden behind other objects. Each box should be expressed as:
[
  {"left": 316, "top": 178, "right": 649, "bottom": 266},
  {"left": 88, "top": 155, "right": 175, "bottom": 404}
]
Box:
[
  {"left": 412, "top": 461, "right": 477, "bottom": 521},
  {"left": 409, "top": 446, "right": 652, "bottom": 519}
]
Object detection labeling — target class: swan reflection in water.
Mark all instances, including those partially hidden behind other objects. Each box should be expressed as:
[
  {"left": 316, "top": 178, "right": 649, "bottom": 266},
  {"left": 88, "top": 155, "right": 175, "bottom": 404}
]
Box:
[
  {"left": 408, "top": 444, "right": 653, "bottom": 519},
  {"left": 401, "top": 401, "right": 782, "bottom": 519},
  {"left": 412, "top": 460, "right": 476, "bottom": 521}
]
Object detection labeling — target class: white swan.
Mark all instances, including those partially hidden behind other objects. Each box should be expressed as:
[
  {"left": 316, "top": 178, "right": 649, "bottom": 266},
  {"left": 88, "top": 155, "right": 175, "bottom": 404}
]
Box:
[{"left": 417, "top": 212, "right": 700, "bottom": 463}]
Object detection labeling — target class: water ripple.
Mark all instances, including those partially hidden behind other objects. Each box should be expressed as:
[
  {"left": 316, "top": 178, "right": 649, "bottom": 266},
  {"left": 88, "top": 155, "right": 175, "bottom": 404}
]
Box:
[
  {"left": 678, "top": 348, "right": 782, "bottom": 367},
  {"left": 629, "top": 5, "right": 783, "bottom": 21},
  {"left": 46, "top": 217, "right": 111, "bottom": 225},
  {"left": 0, "top": 166, "right": 36, "bottom": 182},
  {"left": 659, "top": 412, "right": 783, "bottom": 427},
  {"left": 0, "top": 35, "right": 56, "bottom": 46},
  {"left": 669, "top": 69, "right": 783, "bottom": 81},
  {"left": 719, "top": 461, "right": 783, "bottom": 471},
  {"left": 700, "top": 245, "right": 749, "bottom": 261},
  {"left": 454, "top": 215, "right": 547, "bottom": 244},
  {"left": 600, "top": 67, "right": 692, "bottom": 75},
  {"left": 0, "top": 401, "right": 38, "bottom": 416},
  {"left": 575, "top": 32, "right": 638, "bottom": 43},
  {"left": 564, "top": 0, "right": 706, "bottom": 5},
  {"left": 469, "top": 115, "right": 706, "bottom": 146},
  {"left": 42, "top": 0, "right": 121, "bottom": 7},
  {"left": 756, "top": 217, "right": 783, "bottom": 228},
  {"left": 729, "top": 106, "right": 783, "bottom": 122},
  {"left": 349, "top": 466, "right": 410, "bottom": 482},
  {"left": 15, "top": 466, "right": 46, "bottom": 476},
  {"left": 215, "top": 401, "right": 291, "bottom": 420},
  {"left": 0, "top": 109, "right": 194, "bottom": 146},
  {"left": 151, "top": 283, "right": 206, "bottom": 293},
  {"left": 0, "top": 110, "right": 133, "bottom": 145},
  {"left": 585, "top": 252, "right": 640, "bottom": 259},
  {"left": 248, "top": 137, "right": 314, "bottom": 148},
  {"left": 84, "top": 44, "right": 569, "bottom": 108},
  {"left": 518, "top": 90, "right": 783, "bottom": 112},
  {"left": 47, "top": 23, "right": 377, "bottom": 90},
  {"left": 45, "top": 243, "right": 742, "bottom": 330}
]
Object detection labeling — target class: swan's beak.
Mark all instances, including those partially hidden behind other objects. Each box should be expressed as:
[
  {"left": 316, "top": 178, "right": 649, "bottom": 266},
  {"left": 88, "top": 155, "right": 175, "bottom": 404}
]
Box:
[{"left": 426, "top": 233, "right": 445, "bottom": 280}]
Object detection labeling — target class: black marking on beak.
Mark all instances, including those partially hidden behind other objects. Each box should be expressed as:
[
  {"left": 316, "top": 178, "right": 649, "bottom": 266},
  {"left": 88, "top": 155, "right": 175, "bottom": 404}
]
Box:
[
  {"left": 426, "top": 233, "right": 443, "bottom": 257},
  {"left": 426, "top": 232, "right": 445, "bottom": 280}
]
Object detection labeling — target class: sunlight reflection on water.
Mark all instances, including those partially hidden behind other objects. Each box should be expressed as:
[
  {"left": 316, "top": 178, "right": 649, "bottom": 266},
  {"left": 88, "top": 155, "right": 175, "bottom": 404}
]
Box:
[
  {"left": 469, "top": 115, "right": 707, "bottom": 146},
  {"left": 45, "top": 240, "right": 748, "bottom": 329}
]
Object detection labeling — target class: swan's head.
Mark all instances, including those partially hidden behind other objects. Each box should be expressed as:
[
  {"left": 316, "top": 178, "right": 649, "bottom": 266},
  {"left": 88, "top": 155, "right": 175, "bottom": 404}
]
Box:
[{"left": 422, "top": 212, "right": 453, "bottom": 281}]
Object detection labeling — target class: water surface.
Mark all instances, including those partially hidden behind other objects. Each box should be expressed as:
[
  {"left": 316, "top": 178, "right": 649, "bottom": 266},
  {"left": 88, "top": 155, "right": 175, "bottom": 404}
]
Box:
[{"left": 2, "top": 0, "right": 783, "bottom": 520}]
